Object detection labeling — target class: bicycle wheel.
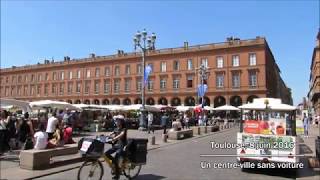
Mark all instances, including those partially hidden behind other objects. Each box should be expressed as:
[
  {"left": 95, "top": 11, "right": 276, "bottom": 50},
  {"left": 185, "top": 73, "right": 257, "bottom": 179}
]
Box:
[
  {"left": 77, "top": 158, "right": 104, "bottom": 180},
  {"left": 123, "top": 161, "right": 142, "bottom": 179}
]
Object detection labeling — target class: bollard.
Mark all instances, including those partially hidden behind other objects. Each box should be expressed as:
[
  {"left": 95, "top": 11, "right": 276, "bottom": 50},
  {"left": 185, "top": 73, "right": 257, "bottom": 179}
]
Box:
[
  {"left": 95, "top": 124, "right": 99, "bottom": 132},
  {"left": 201, "top": 126, "right": 207, "bottom": 134},
  {"left": 150, "top": 135, "right": 156, "bottom": 145},
  {"left": 192, "top": 126, "right": 200, "bottom": 135},
  {"left": 162, "top": 134, "right": 168, "bottom": 143},
  {"left": 207, "top": 126, "right": 213, "bottom": 132}
]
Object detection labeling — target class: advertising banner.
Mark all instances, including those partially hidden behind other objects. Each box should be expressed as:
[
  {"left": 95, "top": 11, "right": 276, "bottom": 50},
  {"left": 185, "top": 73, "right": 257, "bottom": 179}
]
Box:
[{"left": 243, "top": 119, "right": 286, "bottom": 135}]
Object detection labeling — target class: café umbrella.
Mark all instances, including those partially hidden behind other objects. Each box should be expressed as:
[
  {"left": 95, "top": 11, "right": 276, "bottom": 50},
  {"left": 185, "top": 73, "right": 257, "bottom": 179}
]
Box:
[
  {"left": 29, "top": 100, "right": 81, "bottom": 110},
  {"left": 0, "top": 98, "right": 32, "bottom": 112},
  {"left": 213, "top": 105, "right": 240, "bottom": 111},
  {"left": 122, "top": 104, "right": 160, "bottom": 112}
]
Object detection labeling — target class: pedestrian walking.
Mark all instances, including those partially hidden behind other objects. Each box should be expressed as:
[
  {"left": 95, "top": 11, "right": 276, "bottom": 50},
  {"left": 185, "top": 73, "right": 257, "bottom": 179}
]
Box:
[
  {"left": 17, "top": 114, "right": 33, "bottom": 150},
  {"left": 147, "top": 112, "right": 154, "bottom": 134},
  {"left": 63, "top": 108, "right": 72, "bottom": 125},
  {"left": 203, "top": 113, "right": 208, "bottom": 126},
  {"left": 184, "top": 114, "right": 190, "bottom": 129},
  {"left": 7, "top": 113, "right": 18, "bottom": 150},
  {"left": 198, "top": 115, "right": 203, "bottom": 126},
  {"left": 46, "top": 112, "right": 58, "bottom": 140},
  {"left": 0, "top": 110, "right": 10, "bottom": 154},
  {"left": 303, "top": 113, "right": 309, "bottom": 137},
  {"left": 180, "top": 113, "right": 185, "bottom": 129},
  {"left": 161, "top": 113, "right": 169, "bottom": 134},
  {"left": 223, "top": 118, "right": 228, "bottom": 129}
]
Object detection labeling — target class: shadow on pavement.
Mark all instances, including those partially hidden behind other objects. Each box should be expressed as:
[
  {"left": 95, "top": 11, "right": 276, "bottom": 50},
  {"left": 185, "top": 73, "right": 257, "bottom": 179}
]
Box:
[
  {"left": 0, "top": 155, "right": 20, "bottom": 162},
  {"left": 242, "top": 158, "right": 320, "bottom": 179},
  {"left": 242, "top": 168, "right": 298, "bottom": 179},
  {"left": 72, "top": 132, "right": 92, "bottom": 137},
  {"left": 299, "top": 144, "right": 313, "bottom": 154},
  {"left": 135, "top": 174, "right": 166, "bottom": 180},
  {"left": 0, "top": 150, "right": 20, "bottom": 162}
]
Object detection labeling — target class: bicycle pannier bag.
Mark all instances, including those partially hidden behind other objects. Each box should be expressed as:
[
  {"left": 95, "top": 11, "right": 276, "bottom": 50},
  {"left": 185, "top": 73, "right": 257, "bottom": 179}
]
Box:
[
  {"left": 127, "top": 138, "right": 148, "bottom": 165},
  {"left": 78, "top": 138, "right": 104, "bottom": 157}
]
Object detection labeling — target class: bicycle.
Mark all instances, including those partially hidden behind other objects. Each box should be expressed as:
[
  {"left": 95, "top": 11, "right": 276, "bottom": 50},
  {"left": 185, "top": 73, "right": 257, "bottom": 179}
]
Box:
[{"left": 77, "top": 136, "right": 145, "bottom": 180}]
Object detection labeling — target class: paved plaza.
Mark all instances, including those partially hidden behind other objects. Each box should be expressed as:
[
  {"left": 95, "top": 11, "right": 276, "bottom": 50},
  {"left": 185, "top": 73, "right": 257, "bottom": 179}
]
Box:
[{"left": 0, "top": 125, "right": 319, "bottom": 180}]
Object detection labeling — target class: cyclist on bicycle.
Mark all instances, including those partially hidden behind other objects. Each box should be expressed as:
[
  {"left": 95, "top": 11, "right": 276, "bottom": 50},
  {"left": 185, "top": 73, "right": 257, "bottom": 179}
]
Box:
[{"left": 105, "top": 115, "right": 127, "bottom": 180}]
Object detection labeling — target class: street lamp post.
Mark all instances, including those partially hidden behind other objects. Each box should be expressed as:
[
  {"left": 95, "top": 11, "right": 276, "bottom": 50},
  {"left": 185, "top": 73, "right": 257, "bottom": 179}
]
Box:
[
  {"left": 134, "top": 29, "right": 156, "bottom": 130},
  {"left": 198, "top": 64, "right": 209, "bottom": 125}
]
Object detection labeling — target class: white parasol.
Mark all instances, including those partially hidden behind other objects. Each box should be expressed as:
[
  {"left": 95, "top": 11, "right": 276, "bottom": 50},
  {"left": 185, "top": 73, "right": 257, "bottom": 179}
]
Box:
[
  {"left": 29, "top": 100, "right": 81, "bottom": 110},
  {"left": 101, "top": 105, "right": 124, "bottom": 111},
  {"left": 0, "top": 98, "right": 32, "bottom": 112},
  {"left": 122, "top": 104, "right": 160, "bottom": 112},
  {"left": 213, "top": 104, "right": 240, "bottom": 111},
  {"left": 176, "top": 105, "right": 194, "bottom": 112}
]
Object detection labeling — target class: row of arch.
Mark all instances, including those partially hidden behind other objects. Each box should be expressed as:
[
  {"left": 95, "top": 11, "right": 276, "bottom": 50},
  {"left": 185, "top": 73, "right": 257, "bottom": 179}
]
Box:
[{"left": 66, "top": 95, "right": 259, "bottom": 107}]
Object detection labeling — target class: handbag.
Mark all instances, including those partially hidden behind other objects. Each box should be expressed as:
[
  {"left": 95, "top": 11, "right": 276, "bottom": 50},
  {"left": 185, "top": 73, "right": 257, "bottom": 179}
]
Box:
[{"left": 23, "top": 137, "right": 34, "bottom": 150}]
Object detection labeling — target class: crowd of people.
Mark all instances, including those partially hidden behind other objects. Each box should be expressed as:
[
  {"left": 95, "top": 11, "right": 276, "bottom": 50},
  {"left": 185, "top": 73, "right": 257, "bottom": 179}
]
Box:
[
  {"left": 0, "top": 109, "right": 75, "bottom": 155},
  {"left": 302, "top": 113, "right": 319, "bottom": 138},
  {"left": 0, "top": 107, "right": 233, "bottom": 155},
  {"left": 146, "top": 111, "right": 222, "bottom": 133}
]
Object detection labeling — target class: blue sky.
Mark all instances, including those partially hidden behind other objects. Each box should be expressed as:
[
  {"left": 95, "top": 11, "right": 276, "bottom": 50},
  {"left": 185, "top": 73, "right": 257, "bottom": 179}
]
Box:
[{"left": 1, "top": 0, "right": 319, "bottom": 105}]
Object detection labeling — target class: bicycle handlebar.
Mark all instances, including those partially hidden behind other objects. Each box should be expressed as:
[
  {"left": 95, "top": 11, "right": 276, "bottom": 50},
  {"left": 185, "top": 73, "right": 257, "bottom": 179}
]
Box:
[{"left": 97, "top": 135, "right": 114, "bottom": 145}]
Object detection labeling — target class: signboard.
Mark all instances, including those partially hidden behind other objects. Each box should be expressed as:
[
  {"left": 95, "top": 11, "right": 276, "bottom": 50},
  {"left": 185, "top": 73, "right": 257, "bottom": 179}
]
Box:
[
  {"left": 243, "top": 119, "right": 286, "bottom": 136},
  {"left": 243, "top": 120, "right": 260, "bottom": 134},
  {"left": 80, "top": 141, "right": 92, "bottom": 153},
  {"left": 237, "top": 132, "right": 298, "bottom": 163}
]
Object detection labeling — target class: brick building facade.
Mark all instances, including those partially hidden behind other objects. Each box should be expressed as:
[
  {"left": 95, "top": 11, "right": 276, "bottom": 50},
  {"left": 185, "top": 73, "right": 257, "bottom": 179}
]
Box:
[
  {"left": 308, "top": 30, "right": 320, "bottom": 115},
  {"left": 0, "top": 36, "right": 292, "bottom": 107}
]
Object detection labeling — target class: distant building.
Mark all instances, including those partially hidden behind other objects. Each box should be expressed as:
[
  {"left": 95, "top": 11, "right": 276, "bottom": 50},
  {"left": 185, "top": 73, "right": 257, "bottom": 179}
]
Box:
[
  {"left": 0, "top": 36, "right": 292, "bottom": 107},
  {"left": 297, "top": 97, "right": 310, "bottom": 116},
  {"left": 308, "top": 29, "right": 320, "bottom": 115}
]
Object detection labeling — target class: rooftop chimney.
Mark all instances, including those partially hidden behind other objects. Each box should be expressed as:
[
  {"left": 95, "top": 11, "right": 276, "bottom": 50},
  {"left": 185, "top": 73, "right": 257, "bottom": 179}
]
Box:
[
  {"left": 64, "top": 56, "right": 71, "bottom": 61},
  {"left": 117, "top": 50, "right": 124, "bottom": 56},
  {"left": 233, "top": 37, "right": 240, "bottom": 41},
  {"left": 226, "top": 36, "right": 234, "bottom": 42},
  {"left": 184, "top": 41, "right": 189, "bottom": 50}
]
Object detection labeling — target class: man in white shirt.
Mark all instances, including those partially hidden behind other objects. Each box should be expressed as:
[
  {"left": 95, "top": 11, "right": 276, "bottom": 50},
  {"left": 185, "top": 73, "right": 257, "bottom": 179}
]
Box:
[
  {"left": 34, "top": 123, "right": 48, "bottom": 150},
  {"left": 46, "top": 112, "right": 58, "bottom": 140}
]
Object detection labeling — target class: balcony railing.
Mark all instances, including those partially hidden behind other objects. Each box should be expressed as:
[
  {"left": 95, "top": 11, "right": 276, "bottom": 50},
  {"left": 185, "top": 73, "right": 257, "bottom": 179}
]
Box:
[{"left": 1, "top": 38, "right": 265, "bottom": 72}]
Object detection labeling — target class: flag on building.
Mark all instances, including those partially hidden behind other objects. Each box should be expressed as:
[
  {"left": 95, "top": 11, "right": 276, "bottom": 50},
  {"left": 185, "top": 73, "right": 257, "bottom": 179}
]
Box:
[
  {"left": 144, "top": 64, "right": 152, "bottom": 85},
  {"left": 197, "top": 84, "right": 208, "bottom": 97}
]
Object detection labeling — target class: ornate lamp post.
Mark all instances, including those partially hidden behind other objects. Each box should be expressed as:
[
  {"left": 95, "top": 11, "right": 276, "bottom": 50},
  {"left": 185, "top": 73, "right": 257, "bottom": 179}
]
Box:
[
  {"left": 133, "top": 29, "right": 156, "bottom": 130},
  {"left": 197, "top": 64, "right": 209, "bottom": 125},
  {"left": 198, "top": 64, "right": 209, "bottom": 108}
]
